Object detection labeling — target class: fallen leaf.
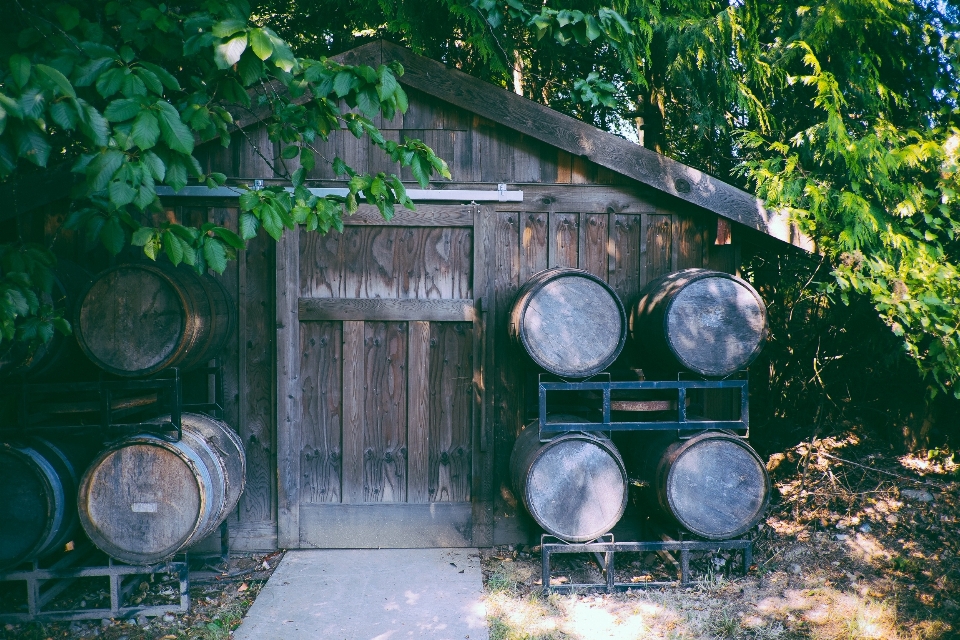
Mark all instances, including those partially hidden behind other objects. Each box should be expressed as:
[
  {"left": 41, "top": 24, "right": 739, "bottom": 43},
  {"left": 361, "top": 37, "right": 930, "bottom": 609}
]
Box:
[{"left": 238, "top": 582, "right": 248, "bottom": 593}]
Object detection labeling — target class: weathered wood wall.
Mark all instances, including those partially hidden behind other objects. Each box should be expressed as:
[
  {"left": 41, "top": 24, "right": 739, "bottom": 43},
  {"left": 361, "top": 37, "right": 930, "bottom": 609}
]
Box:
[{"left": 7, "top": 84, "right": 743, "bottom": 550}]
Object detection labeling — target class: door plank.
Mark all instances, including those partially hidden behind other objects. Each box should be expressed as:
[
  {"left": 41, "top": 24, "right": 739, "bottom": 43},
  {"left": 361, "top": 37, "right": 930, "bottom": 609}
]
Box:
[
  {"left": 429, "top": 322, "right": 473, "bottom": 502},
  {"left": 342, "top": 320, "right": 365, "bottom": 504},
  {"left": 407, "top": 321, "right": 431, "bottom": 503},
  {"left": 519, "top": 212, "right": 547, "bottom": 283},
  {"left": 363, "top": 322, "right": 408, "bottom": 502},
  {"left": 276, "top": 227, "right": 301, "bottom": 548},
  {"left": 300, "top": 322, "right": 342, "bottom": 503},
  {"left": 580, "top": 213, "right": 609, "bottom": 279}
]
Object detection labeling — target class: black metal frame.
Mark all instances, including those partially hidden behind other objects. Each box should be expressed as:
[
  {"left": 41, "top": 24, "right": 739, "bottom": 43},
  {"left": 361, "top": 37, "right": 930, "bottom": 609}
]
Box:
[
  {"left": 0, "top": 544, "right": 189, "bottom": 622},
  {"left": 537, "top": 372, "right": 748, "bottom": 437},
  {"left": 540, "top": 533, "right": 753, "bottom": 593},
  {"left": 0, "top": 360, "right": 226, "bottom": 443}
]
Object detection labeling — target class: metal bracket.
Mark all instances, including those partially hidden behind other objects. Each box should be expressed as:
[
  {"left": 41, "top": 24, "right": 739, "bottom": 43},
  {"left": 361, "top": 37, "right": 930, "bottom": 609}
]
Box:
[{"left": 497, "top": 183, "right": 507, "bottom": 201}]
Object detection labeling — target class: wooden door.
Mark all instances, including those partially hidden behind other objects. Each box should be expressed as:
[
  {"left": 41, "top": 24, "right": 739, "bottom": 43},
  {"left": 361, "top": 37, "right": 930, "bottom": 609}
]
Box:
[{"left": 276, "top": 205, "right": 493, "bottom": 548}]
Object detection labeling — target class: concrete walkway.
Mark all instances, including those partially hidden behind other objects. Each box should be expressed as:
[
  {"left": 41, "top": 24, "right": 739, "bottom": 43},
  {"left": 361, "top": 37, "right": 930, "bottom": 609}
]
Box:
[{"left": 233, "top": 549, "right": 489, "bottom": 640}]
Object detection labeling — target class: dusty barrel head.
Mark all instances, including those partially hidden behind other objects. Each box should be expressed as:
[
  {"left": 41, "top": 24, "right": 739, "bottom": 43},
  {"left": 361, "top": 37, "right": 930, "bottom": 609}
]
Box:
[
  {"left": 75, "top": 263, "right": 233, "bottom": 377},
  {"left": 510, "top": 268, "right": 626, "bottom": 378},
  {"left": 629, "top": 268, "right": 767, "bottom": 377},
  {"left": 510, "top": 418, "right": 628, "bottom": 542},
  {"left": 652, "top": 430, "right": 770, "bottom": 540}
]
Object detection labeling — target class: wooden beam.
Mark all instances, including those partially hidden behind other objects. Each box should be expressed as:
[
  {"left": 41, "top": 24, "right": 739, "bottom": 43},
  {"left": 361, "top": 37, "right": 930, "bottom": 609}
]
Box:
[
  {"left": 344, "top": 41, "right": 789, "bottom": 243},
  {"left": 299, "top": 298, "right": 477, "bottom": 322},
  {"left": 275, "top": 225, "right": 301, "bottom": 548}
]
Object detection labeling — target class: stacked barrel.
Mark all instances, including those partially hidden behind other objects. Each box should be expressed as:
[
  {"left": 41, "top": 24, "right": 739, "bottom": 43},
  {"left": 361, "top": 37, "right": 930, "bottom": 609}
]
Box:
[
  {"left": 0, "top": 261, "right": 245, "bottom": 569},
  {"left": 508, "top": 267, "right": 770, "bottom": 542}
]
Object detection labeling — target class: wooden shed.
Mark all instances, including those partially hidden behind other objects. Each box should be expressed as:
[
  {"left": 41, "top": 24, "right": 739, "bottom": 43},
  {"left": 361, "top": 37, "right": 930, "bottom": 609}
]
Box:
[{"left": 11, "top": 40, "right": 803, "bottom": 552}]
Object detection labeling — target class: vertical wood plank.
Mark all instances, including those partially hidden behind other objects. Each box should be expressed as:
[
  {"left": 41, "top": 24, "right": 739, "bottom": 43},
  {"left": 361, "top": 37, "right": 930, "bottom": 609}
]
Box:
[
  {"left": 610, "top": 215, "right": 642, "bottom": 305},
  {"left": 642, "top": 214, "right": 673, "bottom": 284},
  {"left": 407, "top": 320, "right": 431, "bottom": 503},
  {"left": 238, "top": 126, "right": 276, "bottom": 178},
  {"left": 208, "top": 208, "right": 241, "bottom": 436},
  {"left": 240, "top": 231, "right": 275, "bottom": 523},
  {"left": 429, "top": 322, "right": 473, "bottom": 502},
  {"left": 397, "top": 227, "right": 429, "bottom": 299},
  {"left": 299, "top": 227, "right": 344, "bottom": 298},
  {"left": 580, "top": 213, "right": 608, "bottom": 279},
  {"left": 519, "top": 212, "right": 547, "bottom": 283},
  {"left": 555, "top": 151, "right": 573, "bottom": 183},
  {"left": 549, "top": 213, "right": 579, "bottom": 269},
  {"left": 276, "top": 226, "right": 301, "bottom": 548},
  {"left": 363, "top": 321, "right": 407, "bottom": 502},
  {"left": 676, "top": 212, "right": 705, "bottom": 270},
  {"left": 473, "top": 205, "right": 495, "bottom": 546},
  {"left": 341, "top": 320, "right": 365, "bottom": 504},
  {"left": 300, "top": 322, "right": 343, "bottom": 503}
]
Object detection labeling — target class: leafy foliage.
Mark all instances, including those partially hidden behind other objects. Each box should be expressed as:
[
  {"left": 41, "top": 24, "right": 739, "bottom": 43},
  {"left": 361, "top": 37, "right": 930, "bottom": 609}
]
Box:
[{"left": 0, "top": 0, "right": 451, "bottom": 350}]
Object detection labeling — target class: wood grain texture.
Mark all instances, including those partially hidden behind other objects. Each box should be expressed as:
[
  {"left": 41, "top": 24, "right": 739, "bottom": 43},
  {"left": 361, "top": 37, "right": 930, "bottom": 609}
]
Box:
[
  {"left": 341, "top": 321, "right": 365, "bottom": 504},
  {"left": 299, "top": 298, "right": 477, "bottom": 322},
  {"left": 428, "top": 322, "right": 473, "bottom": 502},
  {"left": 676, "top": 212, "right": 706, "bottom": 270},
  {"left": 341, "top": 227, "right": 398, "bottom": 298},
  {"left": 642, "top": 214, "right": 673, "bottom": 285},
  {"left": 299, "top": 227, "right": 343, "bottom": 298},
  {"left": 362, "top": 321, "right": 407, "bottom": 502},
  {"left": 300, "top": 321, "right": 342, "bottom": 503},
  {"left": 346, "top": 40, "right": 776, "bottom": 235},
  {"left": 275, "top": 227, "right": 301, "bottom": 548},
  {"left": 472, "top": 205, "right": 495, "bottom": 546},
  {"left": 609, "top": 215, "right": 641, "bottom": 304},
  {"left": 423, "top": 227, "right": 473, "bottom": 299},
  {"left": 407, "top": 321, "right": 431, "bottom": 503},
  {"left": 579, "top": 213, "right": 608, "bottom": 279},
  {"left": 519, "top": 212, "right": 548, "bottom": 283},
  {"left": 299, "top": 503, "right": 472, "bottom": 548},
  {"left": 240, "top": 230, "right": 275, "bottom": 524},
  {"left": 549, "top": 213, "right": 579, "bottom": 269}
]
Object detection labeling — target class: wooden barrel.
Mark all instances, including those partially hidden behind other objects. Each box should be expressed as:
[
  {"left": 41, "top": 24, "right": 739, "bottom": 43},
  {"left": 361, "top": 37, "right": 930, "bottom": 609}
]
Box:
[
  {"left": 0, "top": 260, "right": 93, "bottom": 381},
  {"left": 78, "top": 413, "right": 245, "bottom": 564},
  {"left": 629, "top": 268, "right": 767, "bottom": 377},
  {"left": 74, "top": 263, "right": 233, "bottom": 377},
  {"left": 648, "top": 431, "right": 770, "bottom": 540},
  {"left": 0, "top": 439, "right": 83, "bottom": 569},
  {"left": 510, "top": 268, "right": 626, "bottom": 378},
  {"left": 510, "top": 418, "right": 628, "bottom": 542}
]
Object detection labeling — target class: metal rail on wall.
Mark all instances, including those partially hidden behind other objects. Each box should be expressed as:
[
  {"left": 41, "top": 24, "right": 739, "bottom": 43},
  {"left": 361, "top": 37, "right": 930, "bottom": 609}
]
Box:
[{"left": 537, "top": 372, "right": 749, "bottom": 438}]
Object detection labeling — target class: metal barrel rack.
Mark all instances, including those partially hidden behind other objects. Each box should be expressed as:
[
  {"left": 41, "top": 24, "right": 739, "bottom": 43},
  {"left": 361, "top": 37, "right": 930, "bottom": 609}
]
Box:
[
  {"left": 536, "top": 371, "right": 754, "bottom": 592},
  {"left": 0, "top": 543, "right": 189, "bottom": 623},
  {"left": 540, "top": 533, "right": 753, "bottom": 593},
  {"left": 0, "top": 362, "right": 228, "bottom": 621}
]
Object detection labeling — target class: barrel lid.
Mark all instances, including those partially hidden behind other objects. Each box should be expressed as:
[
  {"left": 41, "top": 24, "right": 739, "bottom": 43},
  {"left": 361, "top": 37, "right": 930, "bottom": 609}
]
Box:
[
  {"left": 80, "top": 440, "right": 203, "bottom": 563},
  {"left": 518, "top": 270, "right": 625, "bottom": 378},
  {"left": 525, "top": 434, "right": 627, "bottom": 542},
  {"left": 665, "top": 274, "right": 766, "bottom": 377},
  {"left": 77, "top": 265, "right": 185, "bottom": 375},
  {"left": 665, "top": 434, "right": 769, "bottom": 539},
  {"left": 0, "top": 448, "right": 52, "bottom": 567}
]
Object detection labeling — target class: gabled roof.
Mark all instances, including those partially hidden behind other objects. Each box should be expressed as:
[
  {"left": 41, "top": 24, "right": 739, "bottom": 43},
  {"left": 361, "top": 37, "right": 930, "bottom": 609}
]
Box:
[{"left": 337, "top": 40, "right": 805, "bottom": 247}]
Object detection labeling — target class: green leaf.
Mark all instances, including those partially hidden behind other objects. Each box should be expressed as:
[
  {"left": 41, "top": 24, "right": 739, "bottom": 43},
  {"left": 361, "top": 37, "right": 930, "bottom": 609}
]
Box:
[
  {"left": 300, "top": 146, "right": 315, "bottom": 172},
  {"left": 135, "top": 67, "right": 163, "bottom": 95},
  {"left": 52, "top": 317, "right": 71, "bottom": 336},
  {"left": 20, "top": 90, "right": 46, "bottom": 119},
  {"left": 333, "top": 72, "right": 355, "bottom": 98},
  {"left": 50, "top": 101, "right": 77, "bottom": 130},
  {"left": 215, "top": 35, "right": 248, "bottom": 69},
  {"left": 377, "top": 65, "right": 400, "bottom": 101},
  {"left": 78, "top": 102, "right": 109, "bottom": 146},
  {"left": 96, "top": 67, "right": 124, "bottom": 97},
  {"left": 165, "top": 157, "right": 188, "bottom": 192},
  {"left": 10, "top": 55, "right": 31, "bottom": 88},
  {"left": 155, "top": 101, "right": 195, "bottom": 154},
  {"left": 292, "top": 167, "right": 305, "bottom": 187},
  {"left": 212, "top": 226, "right": 245, "bottom": 249},
  {"left": 249, "top": 28, "right": 273, "bottom": 60},
  {"left": 55, "top": 5, "right": 80, "bottom": 30},
  {"left": 239, "top": 190, "right": 260, "bottom": 211},
  {"left": 87, "top": 149, "right": 124, "bottom": 191},
  {"left": 104, "top": 98, "right": 142, "bottom": 122},
  {"left": 132, "top": 226, "right": 155, "bottom": 246},
  {"left": 163, "top": 230, "right": 185, "bottom": 266},
  {"left": 282, "top": 145, "right": 300, "bottom": 159},
  {"left": 212, "top": 18, "right": 247, "bottom": 38},
  {"left": 239, "top": 211, "right": 259, "bottom": 239},
  {"left": 142, "top": 150, "right": 165, "bottom": 181},
  {"left": 131, "top": 111, "right": 160, "bottom": 149},
  {"left": 410, "top": 156, "right": 429, "bottom": 188},
  {"left": 203, "top": 239, "right": 228, "bottom": 273},
  {"left": 36, "top": 64, "right": 76, "bottom": 98},
  {"left": 108, "top": 180, "right": 136, "bottom": 208},
  {"left": 357, "top": 87, "right": 379, "bottom": 118},
  {"left": 138, "top": 62, "right": 181, "bottom": 92},
  {"left": 100, "top": 217, "right": 126, "bottom": 255}
]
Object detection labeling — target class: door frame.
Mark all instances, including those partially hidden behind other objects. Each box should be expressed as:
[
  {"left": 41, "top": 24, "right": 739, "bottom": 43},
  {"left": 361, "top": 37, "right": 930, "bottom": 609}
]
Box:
[{"left": 275, "top": 204, "right": 494, "bottom": 548}]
